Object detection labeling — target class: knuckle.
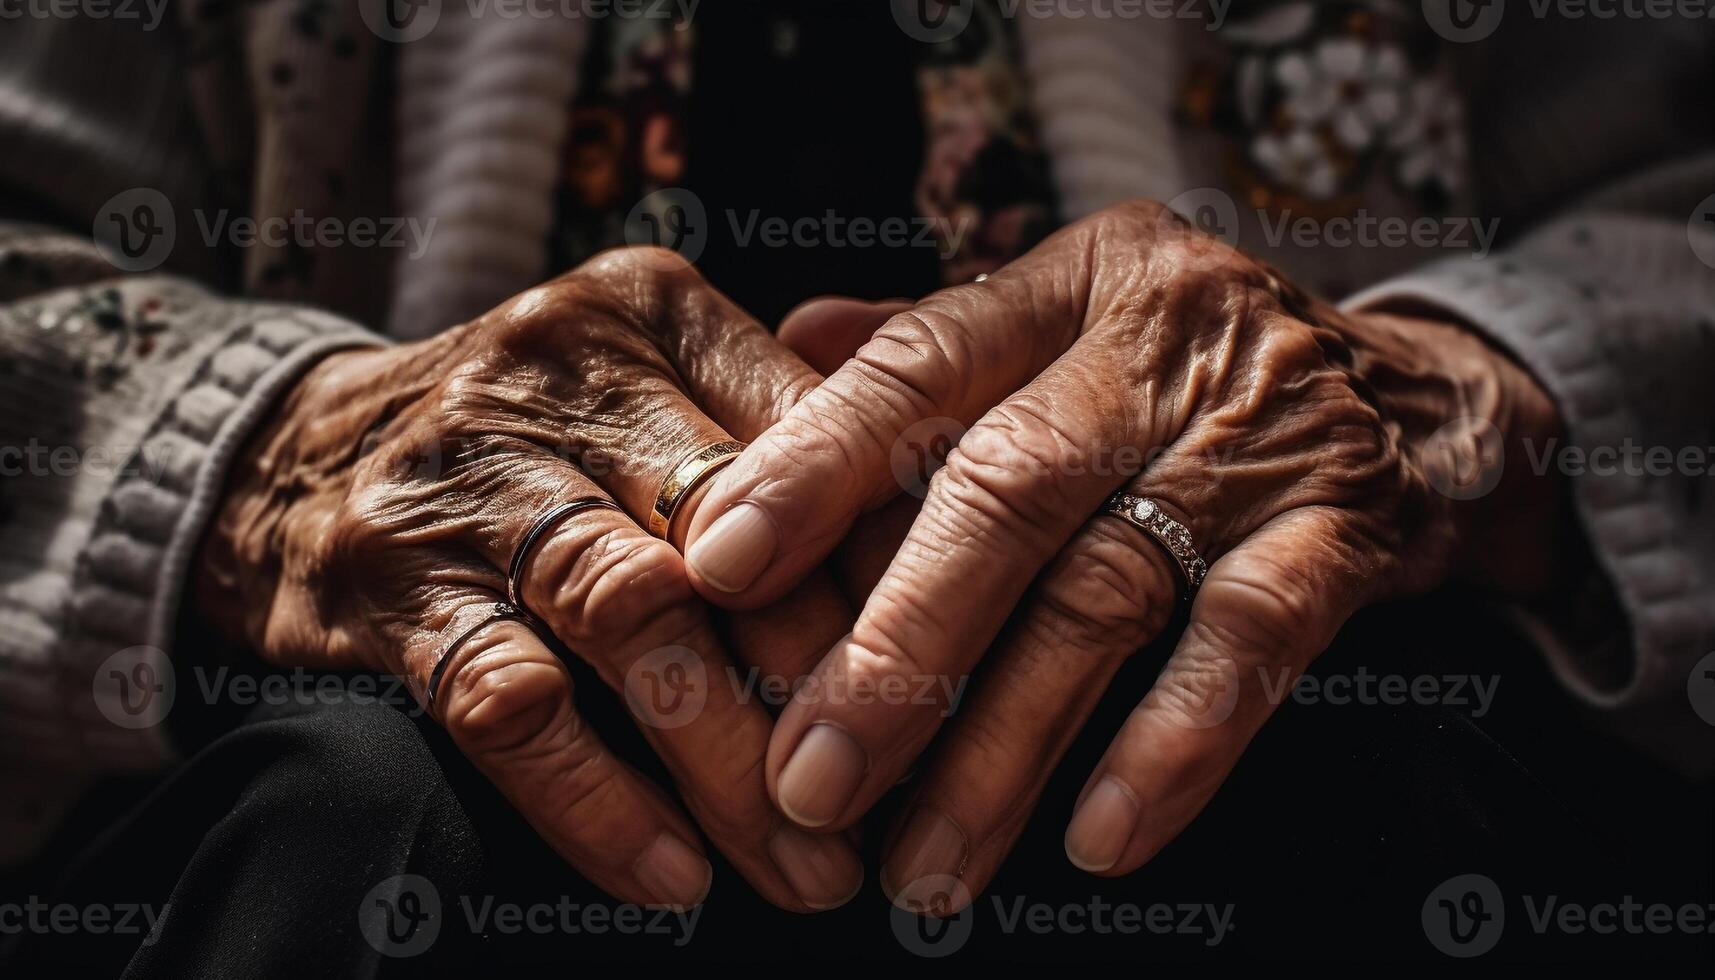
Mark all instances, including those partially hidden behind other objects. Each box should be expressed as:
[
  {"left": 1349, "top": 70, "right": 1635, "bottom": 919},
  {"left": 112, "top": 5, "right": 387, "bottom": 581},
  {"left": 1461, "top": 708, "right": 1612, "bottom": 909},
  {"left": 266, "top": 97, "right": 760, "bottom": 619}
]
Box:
[
  {"left": 541, "top": 528, "right": 698, "bottom": 651},
  {"left": 326, "top": 483, "right": 414, "bottom": 579},
  {"left": 1195, "top": 552, "right": 1325, "bottom": 662},
  {"left": 1142, "top": 640, "right": 1243, "bottom": 738},
  {"left": 771, "top": 383, "right": 892, "bottom": 483},
  {"left": 1037, "top": 523, "right": 1178, "bottom": 652},
  {"left": 590, "top": 244, "right": 700, "bottom": 282},
  {"left": 934, "top": 410, "right": 1079, "bottom": 545},
  {"left": 856, "top": 307, "right": 976, "bottom": 416},
  {"left": 444, "top": 646, "right": 576, "bottom": 756}
]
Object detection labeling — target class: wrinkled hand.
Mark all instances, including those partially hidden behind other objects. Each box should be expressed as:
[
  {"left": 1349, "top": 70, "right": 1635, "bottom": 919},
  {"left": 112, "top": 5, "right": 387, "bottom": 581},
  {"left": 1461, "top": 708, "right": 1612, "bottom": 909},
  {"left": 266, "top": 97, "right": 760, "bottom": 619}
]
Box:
[
  {"left": 195, "top": 248, "right": 865, "bottom": 911},
  {"left": 681, "top": 201, "right": 1565, "bottom": 911}
]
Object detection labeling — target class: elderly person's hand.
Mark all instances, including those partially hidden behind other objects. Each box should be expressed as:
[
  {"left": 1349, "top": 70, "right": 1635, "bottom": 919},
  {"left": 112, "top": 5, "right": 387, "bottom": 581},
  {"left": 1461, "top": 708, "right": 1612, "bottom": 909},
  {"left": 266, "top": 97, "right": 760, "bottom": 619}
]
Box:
[
  {"left": 680, "top": 201, "right": 1567, "bottom": 911},
  {"left": 193, "top": 248, "right": 865, "bottom": 912}
]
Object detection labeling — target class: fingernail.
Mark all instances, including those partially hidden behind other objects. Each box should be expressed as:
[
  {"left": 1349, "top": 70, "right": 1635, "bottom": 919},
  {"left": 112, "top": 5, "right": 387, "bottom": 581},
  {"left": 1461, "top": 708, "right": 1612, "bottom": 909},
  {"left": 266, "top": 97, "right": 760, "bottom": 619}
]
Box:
[
  {"left": 1064, "top": 776, "right": 1139, "bottom": 873},
  {"left": 777, "top": 724, "right": 867, "bottom": 828},
  {"left": 768, "top": 826, "right": 864, "bottom": 911},
  {"left": 687, "top": 502, "right": 777, "bottom": 593},
  {"left": 635, "top": 833, "right": 712, "bottom": 909},
  {"left": 881, "top": 806, "right": 968, "bottom": 908}
]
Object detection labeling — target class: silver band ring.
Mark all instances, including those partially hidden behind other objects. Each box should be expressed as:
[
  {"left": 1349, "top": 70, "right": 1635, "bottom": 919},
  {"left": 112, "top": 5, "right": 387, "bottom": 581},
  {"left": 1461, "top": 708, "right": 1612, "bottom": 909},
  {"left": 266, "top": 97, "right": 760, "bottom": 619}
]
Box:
[
  {"left": 426, "top": 601, "right": 530, "bottom": 713},
  {"left": 1101, "top": 492, "right": 1208, "bottom": 598},
  {"left": 507, "top": 497, "right": 625, "bottom": 613}
]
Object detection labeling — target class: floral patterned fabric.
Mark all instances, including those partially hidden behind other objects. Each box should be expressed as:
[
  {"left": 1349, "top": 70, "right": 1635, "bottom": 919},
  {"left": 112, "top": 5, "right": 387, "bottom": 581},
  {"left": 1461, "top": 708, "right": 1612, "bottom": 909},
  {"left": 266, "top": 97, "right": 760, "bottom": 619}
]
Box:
[
  {"left": 1180, "top": 1, "right": 1468, "bottom": 216},
  {"left": 908, "top": 2, "right": 1057, "bottom": 284},
  {"left": 547, "top": 15, "right": 694, "bottom": 273},
  {"left": 548, "top": 2, "right": 1056, "bottom": 285}
]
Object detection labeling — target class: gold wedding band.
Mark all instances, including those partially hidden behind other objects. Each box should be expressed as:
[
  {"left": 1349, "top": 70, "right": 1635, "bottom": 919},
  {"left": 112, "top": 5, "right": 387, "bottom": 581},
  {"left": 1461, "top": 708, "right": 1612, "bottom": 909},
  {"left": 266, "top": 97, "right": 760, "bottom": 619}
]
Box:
[{"left": 649, "top": 440, "right": 746, "bottom": 539}]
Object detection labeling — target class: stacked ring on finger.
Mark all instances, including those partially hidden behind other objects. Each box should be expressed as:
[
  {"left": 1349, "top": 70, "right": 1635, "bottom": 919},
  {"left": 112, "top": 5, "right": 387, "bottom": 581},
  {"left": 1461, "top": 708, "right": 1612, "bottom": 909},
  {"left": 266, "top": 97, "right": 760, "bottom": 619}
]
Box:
[
  {"left": 650, "top": 439, "right": 746, "bottom": 539},
  {"left": 1100, "top": 492, "right": 1208, "bottom": 598},
  {"left": 425, "top": 600, "right": 531, "bottom": 712},
  {"left": 423, "top": 496, "right": 622, "bottom": 712},
  {"left": 507, "top": 497, "right": 626, "bottom": 612}
]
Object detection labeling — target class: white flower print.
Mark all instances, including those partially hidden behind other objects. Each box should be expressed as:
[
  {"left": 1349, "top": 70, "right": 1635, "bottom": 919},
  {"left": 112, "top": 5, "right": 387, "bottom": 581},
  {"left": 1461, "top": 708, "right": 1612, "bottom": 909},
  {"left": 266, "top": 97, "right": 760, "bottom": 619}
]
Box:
[
  {"left": 1273, "top": 38, "right": 1408, "bottom": 151},
  {"left": 1389, "top": 77, "right": 1467, "bottom": 195},
  {"left": 1252, "top": 128, "right": 1339, "bottom": 200}
]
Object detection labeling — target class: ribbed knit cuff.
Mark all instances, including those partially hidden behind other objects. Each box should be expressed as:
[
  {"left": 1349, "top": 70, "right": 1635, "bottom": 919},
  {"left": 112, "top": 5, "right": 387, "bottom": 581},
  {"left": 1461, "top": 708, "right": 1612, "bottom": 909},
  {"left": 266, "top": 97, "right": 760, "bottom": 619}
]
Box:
[
  {"left": 73, "top": 310, "right": 379, "bottom": 770},
  {"left": 1342, "top": 253, "right": 1704, "bottom": 716}
]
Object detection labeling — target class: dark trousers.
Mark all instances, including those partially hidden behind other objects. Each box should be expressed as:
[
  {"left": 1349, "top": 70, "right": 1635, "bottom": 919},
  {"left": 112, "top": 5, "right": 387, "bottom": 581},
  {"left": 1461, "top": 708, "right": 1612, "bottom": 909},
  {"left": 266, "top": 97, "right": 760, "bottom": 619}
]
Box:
[{"left": 5, "top": 595, "right": 1711, "bottom": 973}]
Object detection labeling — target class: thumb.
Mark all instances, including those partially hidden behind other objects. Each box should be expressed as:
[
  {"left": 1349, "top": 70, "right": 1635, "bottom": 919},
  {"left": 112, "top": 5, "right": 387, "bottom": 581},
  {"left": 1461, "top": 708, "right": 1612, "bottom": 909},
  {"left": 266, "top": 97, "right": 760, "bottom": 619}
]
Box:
[{"left": 682, "top": 218, "right": 1101, "bottom": 608}]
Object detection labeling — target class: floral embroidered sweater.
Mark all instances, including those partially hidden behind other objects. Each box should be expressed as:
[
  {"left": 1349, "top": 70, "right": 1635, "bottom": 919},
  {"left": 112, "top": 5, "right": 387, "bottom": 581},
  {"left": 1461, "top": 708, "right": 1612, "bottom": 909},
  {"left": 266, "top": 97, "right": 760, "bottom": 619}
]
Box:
[{"left": 0, "top": 2, "right": 1711, "bottom": 860}]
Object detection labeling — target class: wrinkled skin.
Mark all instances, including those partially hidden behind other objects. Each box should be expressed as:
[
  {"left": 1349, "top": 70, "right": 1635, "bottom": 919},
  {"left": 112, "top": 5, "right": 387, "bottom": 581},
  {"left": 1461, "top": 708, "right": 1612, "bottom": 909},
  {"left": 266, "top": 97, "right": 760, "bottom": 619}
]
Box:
[
  {"left": 681, "top": 200, "right": 1566, "bottom": 913},
  {"left": 196, "top": 248, "right": 868, "bottom": 912},
  {"left": 198, "top": 201, "right": 1566, "bottom": 918}
]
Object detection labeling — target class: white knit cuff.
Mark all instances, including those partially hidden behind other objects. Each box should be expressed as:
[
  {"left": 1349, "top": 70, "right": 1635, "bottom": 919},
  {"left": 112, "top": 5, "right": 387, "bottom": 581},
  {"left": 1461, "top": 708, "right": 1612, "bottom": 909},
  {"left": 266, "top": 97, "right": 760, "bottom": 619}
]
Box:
[
  {"left": 1342, "top": 247, "right": 1714, "bottom": 741},
  {"left": 74, "top": 311, "right": 379, "bottom": 768}
]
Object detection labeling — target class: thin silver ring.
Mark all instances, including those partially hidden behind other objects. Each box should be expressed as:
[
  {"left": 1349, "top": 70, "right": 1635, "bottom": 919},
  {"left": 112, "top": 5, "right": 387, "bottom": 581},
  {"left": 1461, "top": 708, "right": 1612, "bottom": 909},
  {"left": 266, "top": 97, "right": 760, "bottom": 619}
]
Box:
[
  {"left": 507, "top": 497, "right": 625, "bottom": 613},
  {"left": 426, "top": 601, "right": 529, "bottom": 713},
  {"left": 1101, "top": 492, "right": 1208, "bottom": 599}
]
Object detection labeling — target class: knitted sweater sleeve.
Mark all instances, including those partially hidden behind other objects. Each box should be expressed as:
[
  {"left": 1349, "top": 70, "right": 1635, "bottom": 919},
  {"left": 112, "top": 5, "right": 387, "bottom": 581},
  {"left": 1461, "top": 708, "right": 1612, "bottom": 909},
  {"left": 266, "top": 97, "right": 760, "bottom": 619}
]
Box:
[
  {"left": 1341, "top": 161, "right": 1715, "bottom": 765},
  {"left": 0, "top": 223, "right": 380, "bottom": 860}
]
